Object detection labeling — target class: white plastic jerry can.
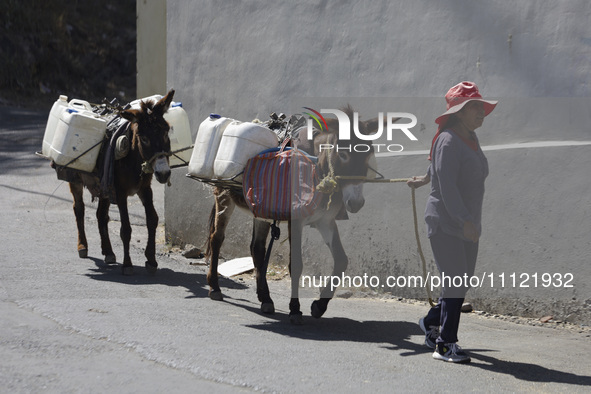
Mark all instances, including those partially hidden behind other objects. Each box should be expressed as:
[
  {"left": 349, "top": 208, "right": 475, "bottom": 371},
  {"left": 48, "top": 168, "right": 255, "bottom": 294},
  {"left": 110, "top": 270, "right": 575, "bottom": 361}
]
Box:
[
  {"left": 41, "top": 95, "right": 69, "bottom": 157},
  {"left": 213, "top": 121, "right": 279, "bottom": 181},
  {"left": 68, "top": 98, "right": 93, "bottom": 112},
  {"left": 188, "top": 114, "right": 235, "bottom": 179},
  {"left": 164, "top": 102, "right": 192, "bottom": 167},
  {"left": 49, "top": 108, "right": 107, "bottom": 172}
]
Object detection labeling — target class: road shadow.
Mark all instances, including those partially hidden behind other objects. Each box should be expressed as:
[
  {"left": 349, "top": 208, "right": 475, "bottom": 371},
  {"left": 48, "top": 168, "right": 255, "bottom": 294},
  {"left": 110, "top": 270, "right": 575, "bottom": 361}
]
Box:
[
  {"left": 241, "top": 300, "right": 590, "bottom": 388},
  {"left": 83, "top": 255, "right": 248, "bottom": 299},
  {"left": 0, "top": 183, "right": 72, "bottom": 204},
  {"left": 224, "top": 295, "right": 425, "bottom": 351},
  {"left": 0, "top": 106, "right": 48, "bottom": 175},
  {"left": 240, "top": 305, "right": 432, "bottom": 355},
  {"left": 468, "top": 351, "right": 591, "bottom": 387}
]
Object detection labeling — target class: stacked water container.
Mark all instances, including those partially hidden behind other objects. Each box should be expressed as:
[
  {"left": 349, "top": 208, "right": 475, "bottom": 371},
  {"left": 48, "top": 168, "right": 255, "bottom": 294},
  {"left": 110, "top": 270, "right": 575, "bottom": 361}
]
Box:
[
  {"left": 188, "top": 114, "right": 279, "bottom": 182},
  {"left": 40, "top": 93, "right": 194, "bottom": 173},
  {"left": 41, "top": 95, "right": 69, "bottom": 158},
  {"left": 41, "top": 97, "right": 108, "bottom": 173}
]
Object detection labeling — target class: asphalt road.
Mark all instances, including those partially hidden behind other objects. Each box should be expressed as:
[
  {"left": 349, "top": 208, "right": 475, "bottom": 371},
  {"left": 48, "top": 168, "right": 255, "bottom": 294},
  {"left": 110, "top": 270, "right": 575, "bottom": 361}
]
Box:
[{"left": 1, "top": 106, "right": 590, "bottom": 393}]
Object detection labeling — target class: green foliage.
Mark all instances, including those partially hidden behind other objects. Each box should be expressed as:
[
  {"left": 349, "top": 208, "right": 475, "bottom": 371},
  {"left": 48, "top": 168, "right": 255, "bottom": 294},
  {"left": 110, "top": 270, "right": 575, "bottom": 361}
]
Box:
[{"left": 0, "top": 0, "right": 136, "bottom": 107}]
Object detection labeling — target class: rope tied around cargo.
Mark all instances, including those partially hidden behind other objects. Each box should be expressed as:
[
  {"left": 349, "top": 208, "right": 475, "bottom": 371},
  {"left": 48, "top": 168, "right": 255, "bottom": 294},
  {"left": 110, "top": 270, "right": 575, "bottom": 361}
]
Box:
[
  {"left": 316, "top": 148, "right": 339, "bottom": 209},
  {"left": 319, "top": 171, "right": 436, "bottom": 307}
]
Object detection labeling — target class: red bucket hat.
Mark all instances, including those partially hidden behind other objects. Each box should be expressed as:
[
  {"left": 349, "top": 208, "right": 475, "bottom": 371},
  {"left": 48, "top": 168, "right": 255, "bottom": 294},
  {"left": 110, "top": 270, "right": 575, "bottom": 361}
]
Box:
[
  {"left": 428, "top": 82, "right": 497, "bottom": 160},
  {"left": 435, "top": 81, "right": 497, "bottom": 126}
]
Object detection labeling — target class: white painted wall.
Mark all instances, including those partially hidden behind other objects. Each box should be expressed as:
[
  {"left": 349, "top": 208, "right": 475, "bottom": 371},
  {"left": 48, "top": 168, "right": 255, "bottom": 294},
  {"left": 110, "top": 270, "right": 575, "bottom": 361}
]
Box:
[
  {"left": 165, "top": 0, "right": 591, "bottom": 323},
  {"left": 137, "top": 0, "right": 166, "bottom": 98}
]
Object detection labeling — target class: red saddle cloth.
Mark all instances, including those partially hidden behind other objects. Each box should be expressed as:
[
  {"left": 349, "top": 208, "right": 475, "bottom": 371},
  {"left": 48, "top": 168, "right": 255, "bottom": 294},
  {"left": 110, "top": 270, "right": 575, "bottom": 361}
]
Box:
[{"left": 242, "top": 147, "right": 321, "bottom": 220}]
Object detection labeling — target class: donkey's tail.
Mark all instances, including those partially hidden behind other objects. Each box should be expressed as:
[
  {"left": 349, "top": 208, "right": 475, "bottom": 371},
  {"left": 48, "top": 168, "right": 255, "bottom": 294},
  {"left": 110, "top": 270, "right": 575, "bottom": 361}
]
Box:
[{"left": 204, "top": 202, "right": 217, "bottom": 260}]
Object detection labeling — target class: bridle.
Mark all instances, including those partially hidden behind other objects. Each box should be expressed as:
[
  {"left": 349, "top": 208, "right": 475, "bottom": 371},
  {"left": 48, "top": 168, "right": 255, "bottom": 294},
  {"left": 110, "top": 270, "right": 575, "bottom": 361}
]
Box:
[{"left": 141, "top": 151, "right": 171, "bottom": 174}]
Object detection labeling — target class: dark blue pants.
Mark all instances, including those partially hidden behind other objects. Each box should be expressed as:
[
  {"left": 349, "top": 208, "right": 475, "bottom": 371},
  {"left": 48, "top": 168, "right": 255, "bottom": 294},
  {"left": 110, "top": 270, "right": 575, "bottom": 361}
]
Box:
[{"left": 423, "top": 229, "right": 479, "bottom": 344}]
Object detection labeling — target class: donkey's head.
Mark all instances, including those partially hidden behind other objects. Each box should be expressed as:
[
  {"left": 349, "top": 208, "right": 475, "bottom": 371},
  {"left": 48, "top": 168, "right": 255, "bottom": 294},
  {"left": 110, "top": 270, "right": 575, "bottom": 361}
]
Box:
[
  {"left": 120, "top": 89, "right": 174, "bottom": 184},
  {"left": 314, "top": 105, "right": 378, "bottom": 214}
]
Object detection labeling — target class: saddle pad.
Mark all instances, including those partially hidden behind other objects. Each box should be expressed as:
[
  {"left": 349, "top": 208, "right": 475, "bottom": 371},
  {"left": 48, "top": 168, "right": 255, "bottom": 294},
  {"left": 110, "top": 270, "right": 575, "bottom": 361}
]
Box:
[{"left": 242, "top": 148, "right": 320, "bottom": 220}]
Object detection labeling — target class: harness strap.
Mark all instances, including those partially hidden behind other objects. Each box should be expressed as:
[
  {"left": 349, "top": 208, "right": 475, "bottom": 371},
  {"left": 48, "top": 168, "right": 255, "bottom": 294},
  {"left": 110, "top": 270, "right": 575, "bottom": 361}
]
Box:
[{"left": 60, "top": 139, "right": 105, "bottom": 170}]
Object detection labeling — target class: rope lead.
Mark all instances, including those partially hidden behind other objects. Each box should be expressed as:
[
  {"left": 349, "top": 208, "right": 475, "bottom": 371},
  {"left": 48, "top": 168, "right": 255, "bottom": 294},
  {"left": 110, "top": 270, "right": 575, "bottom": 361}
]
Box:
[
  {"left": 319, "top": 172, "right": 436, "bottom": 307},
  {"left": 411, "top": 185, "right": 436, "bottom": 307},
  {"left": 316, "top": 147, "right": 339, "bottom": 210}
]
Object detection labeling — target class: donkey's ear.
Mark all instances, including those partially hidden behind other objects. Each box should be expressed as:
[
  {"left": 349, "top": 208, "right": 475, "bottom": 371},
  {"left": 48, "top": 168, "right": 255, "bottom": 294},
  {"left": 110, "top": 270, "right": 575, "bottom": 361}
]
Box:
[
  {"left": 120, "top": 108, "right": 141, "bottom": 123},
  {"left": 324, "top": 118, "right": 340, "bottom": 133},
  {"left": 156, "top": 89, "right": 175, "bottom": 113}
]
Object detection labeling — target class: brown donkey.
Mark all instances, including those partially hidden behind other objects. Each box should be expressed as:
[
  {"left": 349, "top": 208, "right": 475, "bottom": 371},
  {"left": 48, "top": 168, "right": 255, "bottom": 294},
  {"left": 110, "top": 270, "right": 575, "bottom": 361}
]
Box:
[
  {"left": 206, "top": 107, "right": 382, "bottom": 324},
  {"left": 60, "top": 90, "right": 174, "bottom": 275}
]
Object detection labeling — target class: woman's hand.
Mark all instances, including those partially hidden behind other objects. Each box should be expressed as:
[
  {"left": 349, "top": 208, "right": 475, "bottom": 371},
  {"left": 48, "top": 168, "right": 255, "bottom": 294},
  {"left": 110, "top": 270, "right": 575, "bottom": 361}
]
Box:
[
  {"left": 463, "top": 221, "right": 480, "bottom": 243},
  {"left": 407, "top": 173, "right": 430, "bottom": 188}
]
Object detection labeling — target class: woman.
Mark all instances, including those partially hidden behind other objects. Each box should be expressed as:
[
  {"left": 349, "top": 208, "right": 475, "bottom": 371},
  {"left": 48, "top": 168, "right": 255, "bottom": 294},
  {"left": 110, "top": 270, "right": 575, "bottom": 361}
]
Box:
[{"left": 408, "top": 81, "right": 497, "bottom": 363}]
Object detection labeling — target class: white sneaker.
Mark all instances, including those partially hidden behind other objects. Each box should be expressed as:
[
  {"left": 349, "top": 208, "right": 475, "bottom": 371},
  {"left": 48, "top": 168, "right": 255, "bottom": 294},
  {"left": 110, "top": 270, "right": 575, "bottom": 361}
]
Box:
[{"left": 433, "top": 342, "right": 471, "bottom": 363}]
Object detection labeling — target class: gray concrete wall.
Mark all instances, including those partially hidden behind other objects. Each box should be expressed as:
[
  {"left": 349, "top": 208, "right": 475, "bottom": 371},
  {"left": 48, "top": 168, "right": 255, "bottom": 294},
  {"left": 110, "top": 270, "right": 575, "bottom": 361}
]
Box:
[{"left": 164, "top": 0, "right": 591, "bottom": 324}]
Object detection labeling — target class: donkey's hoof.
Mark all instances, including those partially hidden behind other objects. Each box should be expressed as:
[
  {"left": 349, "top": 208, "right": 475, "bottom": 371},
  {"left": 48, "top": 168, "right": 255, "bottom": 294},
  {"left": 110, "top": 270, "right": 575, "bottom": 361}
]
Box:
[
  {"left": 145, "top": 261, "right": 158, "bottom": 275},
  {"left": 78, "top": 248, "right": 88, "bottom": 258},
  {"left": 122, "top": 265, "right": 134, "bottom": 276},
  {"left": 104, "top": 254, "right": 117, "bottom": 264},
  {"left": 261, "top": 302, "right": 275, "bottom": 314},
  {"left": 311, "top": 300, "right": 328, "bottom": 319},
  {"left": 209, "top": 290, "right": 224, "bottom": 301},
  {"left": 289, "top": 312, "right": 304, "bottom": 325}
]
